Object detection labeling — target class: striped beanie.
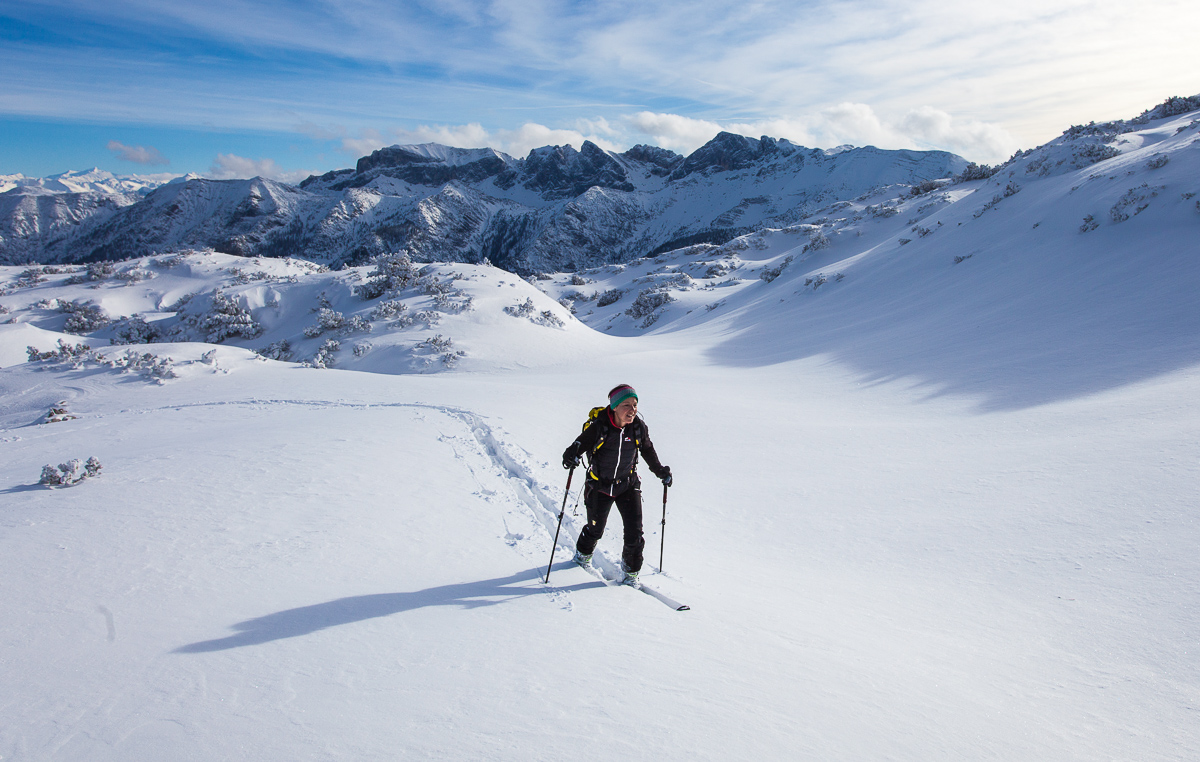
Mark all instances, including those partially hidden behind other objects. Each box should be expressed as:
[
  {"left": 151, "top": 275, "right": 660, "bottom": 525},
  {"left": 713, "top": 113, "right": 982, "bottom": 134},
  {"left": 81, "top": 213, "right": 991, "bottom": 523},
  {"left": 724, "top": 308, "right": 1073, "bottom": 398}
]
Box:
[{"left": 608, "top": 384, "right": 638, "bottom": 408}]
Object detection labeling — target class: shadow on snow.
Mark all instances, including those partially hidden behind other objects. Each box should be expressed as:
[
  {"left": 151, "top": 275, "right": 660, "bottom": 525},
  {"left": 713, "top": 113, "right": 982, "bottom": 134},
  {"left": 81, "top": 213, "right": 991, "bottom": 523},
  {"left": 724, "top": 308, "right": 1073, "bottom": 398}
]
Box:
[{"left": 174, "top": 565, "right": 600, "bottom": 653}]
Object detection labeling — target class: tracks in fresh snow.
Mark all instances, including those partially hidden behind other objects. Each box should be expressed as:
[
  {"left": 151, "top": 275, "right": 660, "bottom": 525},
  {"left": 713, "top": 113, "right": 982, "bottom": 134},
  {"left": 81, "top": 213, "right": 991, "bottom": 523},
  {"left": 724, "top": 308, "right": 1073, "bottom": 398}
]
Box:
[{"left": 103, "top": 397, "right": 677, "bottom": 610}]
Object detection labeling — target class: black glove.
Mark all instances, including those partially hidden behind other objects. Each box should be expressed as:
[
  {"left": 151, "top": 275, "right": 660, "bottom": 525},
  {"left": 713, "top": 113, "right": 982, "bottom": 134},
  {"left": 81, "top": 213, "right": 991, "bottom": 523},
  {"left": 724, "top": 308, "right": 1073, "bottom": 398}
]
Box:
[
  {"left": 660, "top": 466, "right": 672, "bottom": 487},
  {"left": 563, "top": 452, "right": 581, "bottom": 470}
]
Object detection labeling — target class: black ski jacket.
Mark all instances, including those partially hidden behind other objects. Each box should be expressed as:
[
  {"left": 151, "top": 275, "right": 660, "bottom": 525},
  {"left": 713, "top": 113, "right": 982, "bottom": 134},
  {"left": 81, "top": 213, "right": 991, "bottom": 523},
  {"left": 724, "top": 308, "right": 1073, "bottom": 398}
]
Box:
[{"left": 563, "top": 409, "right": 668, "bottom": 496}]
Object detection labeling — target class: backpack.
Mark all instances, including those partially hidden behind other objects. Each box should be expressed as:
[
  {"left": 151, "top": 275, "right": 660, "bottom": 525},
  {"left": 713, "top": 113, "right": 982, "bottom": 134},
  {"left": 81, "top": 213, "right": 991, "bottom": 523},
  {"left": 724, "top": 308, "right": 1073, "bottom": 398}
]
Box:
[{"left": 580, "top": 406, "right": 641, "bottom": 473}]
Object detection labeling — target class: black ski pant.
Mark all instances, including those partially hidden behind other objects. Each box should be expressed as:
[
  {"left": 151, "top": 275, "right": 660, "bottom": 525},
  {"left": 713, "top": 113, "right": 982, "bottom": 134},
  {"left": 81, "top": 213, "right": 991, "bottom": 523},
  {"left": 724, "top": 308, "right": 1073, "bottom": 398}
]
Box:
[{"left": 575, "top": 481, "right": 645, "bottom": 573}]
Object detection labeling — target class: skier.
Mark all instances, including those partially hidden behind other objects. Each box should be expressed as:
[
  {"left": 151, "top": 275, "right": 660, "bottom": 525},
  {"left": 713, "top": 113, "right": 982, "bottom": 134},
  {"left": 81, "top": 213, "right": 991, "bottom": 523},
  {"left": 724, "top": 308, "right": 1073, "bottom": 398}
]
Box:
[{"left": 562, "top": 384, "right": 672, "bottom": 586}]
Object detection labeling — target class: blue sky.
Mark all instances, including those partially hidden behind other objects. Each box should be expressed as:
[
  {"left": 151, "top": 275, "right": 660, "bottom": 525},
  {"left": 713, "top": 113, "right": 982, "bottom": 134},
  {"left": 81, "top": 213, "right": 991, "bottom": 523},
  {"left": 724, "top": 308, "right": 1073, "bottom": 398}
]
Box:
[{"left": 1, "top": 0, "right": 1196, "bottom": 181}]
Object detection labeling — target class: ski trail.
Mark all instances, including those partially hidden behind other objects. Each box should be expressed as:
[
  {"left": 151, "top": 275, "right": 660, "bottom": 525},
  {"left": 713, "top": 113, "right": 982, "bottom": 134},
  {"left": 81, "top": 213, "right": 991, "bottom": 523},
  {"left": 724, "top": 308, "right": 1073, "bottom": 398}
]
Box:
[{"left": 88, "top": 397, "right": 640, "bottom": 602}]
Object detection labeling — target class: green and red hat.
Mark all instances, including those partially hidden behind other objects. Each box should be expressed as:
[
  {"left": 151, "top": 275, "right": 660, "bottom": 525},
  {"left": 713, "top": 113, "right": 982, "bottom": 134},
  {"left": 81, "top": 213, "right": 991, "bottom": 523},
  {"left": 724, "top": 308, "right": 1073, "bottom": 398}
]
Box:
[{"left": 608, "top": 384, "right": 638, "bottom": 408}]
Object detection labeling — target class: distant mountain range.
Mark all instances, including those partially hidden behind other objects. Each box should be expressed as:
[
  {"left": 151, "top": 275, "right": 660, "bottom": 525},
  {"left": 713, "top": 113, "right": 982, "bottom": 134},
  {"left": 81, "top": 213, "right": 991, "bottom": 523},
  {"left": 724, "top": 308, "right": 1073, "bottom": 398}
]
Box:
[
  {"left": 0, "top": 134, "right": 965, "bottom": 272},
  {"left": 5, "top": 94, "right": 1196, "bottom": 274}
]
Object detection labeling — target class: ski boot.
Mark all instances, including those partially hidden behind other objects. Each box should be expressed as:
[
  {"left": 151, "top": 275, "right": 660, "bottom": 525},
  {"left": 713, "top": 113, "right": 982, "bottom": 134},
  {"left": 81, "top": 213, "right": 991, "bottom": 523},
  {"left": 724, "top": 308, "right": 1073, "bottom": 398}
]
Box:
[{"left": 572, "top": 550, "right": 593, "bottom": 568}]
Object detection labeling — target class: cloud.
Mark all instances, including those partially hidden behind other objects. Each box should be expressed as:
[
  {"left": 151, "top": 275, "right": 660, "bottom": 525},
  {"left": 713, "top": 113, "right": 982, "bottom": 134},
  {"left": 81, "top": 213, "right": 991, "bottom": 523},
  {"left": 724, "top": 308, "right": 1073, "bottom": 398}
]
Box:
[
  {"left": 207, "top": 153, "right": 311, "bottom": 184},
  {"left": 107, "top": 140, "right": 169, "bottom": 166}
]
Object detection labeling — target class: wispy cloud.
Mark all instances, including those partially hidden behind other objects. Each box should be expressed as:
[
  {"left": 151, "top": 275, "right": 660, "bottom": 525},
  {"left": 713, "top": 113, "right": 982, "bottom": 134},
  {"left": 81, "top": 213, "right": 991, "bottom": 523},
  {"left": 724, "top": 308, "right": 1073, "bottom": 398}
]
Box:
[
  {"left": 207, "top": 153, "right": 311, "bottom": 183},
  {"left": 106, "top": 140, "right": 170, "bottom": 166},
  {"left": 4, "top": 0, "right": 1197, "bottom": 175}
]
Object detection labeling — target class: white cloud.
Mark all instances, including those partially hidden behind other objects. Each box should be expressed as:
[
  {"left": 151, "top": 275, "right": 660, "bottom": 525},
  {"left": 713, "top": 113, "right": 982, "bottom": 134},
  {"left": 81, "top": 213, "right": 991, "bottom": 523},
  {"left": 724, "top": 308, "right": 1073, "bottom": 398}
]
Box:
[
  {"left": 107, "top": 140, "right": 169, "bottom": 166},
  {"left": 207, "top": 153, "right": 311, "bottom": 184}
]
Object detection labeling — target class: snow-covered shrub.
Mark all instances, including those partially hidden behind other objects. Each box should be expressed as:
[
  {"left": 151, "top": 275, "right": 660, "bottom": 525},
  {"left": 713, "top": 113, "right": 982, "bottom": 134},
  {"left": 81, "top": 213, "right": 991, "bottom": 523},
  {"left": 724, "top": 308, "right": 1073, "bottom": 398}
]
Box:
[
  {"left": 113, "top": 315, "right": 162, "bottom": 344},
  {"left": 1146, "top": 154, "right": 1169, "bottom": 170},
  {"left": 908, "top": 179, "right": 943, "bottom": 197},
  {"left": 60, "top": 300, "right": 110, "bottom": 334},
  {"left": 370, "top": 299, "right": 408, "bottom": 321},
  {"left": 625, "top": 289, "right": 674, "bottom": 320},
  {"left": 1004, "top": 182, "right": 1021, "bottom": 197},
  {"left": 0, "top": 302, "right": 9, "bottom": 315},
  {"left": 40, "top": 457, "right": 103, "bottom": 488},
  {"left": 805, "top": 231, "right": 831, "bottom": 252},
  {"left": 597, "top": 289, "right": 624, "bottom": 307},
  {"left": 115, "top": 266, "right": 153, "bottom": 285},
  {"left": 358, "top": 253, "right": 419, "bottom": 299},
  {"left": 954, "top": 254, "right": 974, "bottom": 265},
  {"left": 415, "top": 335, "right": 466, "bottom": 367},
  {"left": 867, "top": 202, "right": 899, "bottom": 219},
  {"left": 201, "top": 289, "right": 263, "bottom": 343},
  {"left": 353, "top": 342, "right": 371, "bottom": 357},
  {"left": 422, "top": 276, "right": 473, "bottom": 313},
  {"left": 804, "top": 275, "right": 829, "bottom": 290},
  {"left": 306, "top": 339, "right": 341, "bottom": 369},
  {"left": 1073, "top": 143, "right": 1121, "bottom": 167},
  {"left": 257, "top": 339, "right": 293, "bottom": 361},
  {"left": 42, "top": 402, "right": 78, "bottom": 424},
  {"left": 760, "top": 256, "right": 794, "bottom": 283},
  {"left": 1079, "top": 215, "right": 1099, "bottom": 233},
  {"left": 28, "top": 339, "right": 92, "bottom": 363},
  {"left": 65, "top": 261, "right": 116, "bottom": 285},
  {"left": 973, "top": 195, "right": 1004, "bottom": 219},
  {"left": 1110, "top": 184, "right": 1162, "bottom": 223},
  {"left": 103, "top": 349, "right": 178, "bottom": 382},
  {"left": 898, "top": 237, "right": 912, "bottom": 246},
  {"left": 16, "top": 268, "right": 46, "bottom": 288},
  {"left": 304, "top": 308, "right": 371, "bottom": 338},
  {"left": 569, "top": 274, "right": 590, "bottom": 286},
  {"left": 955, "top": 162, "right": 998, "bottom": 182},
  {"left": 505, "top": 298, "right": 565, "bottom": 328}
]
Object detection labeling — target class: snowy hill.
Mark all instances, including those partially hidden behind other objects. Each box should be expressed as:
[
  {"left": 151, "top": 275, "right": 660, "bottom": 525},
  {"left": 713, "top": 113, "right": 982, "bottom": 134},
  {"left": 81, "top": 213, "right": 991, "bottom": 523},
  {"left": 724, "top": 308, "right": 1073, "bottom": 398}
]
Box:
[
  {"left": 0, "top": 136, "right": 965, "bottom": 272},
  {"left": 1, "top": 99, "right": 1199, "bottom": 761}
]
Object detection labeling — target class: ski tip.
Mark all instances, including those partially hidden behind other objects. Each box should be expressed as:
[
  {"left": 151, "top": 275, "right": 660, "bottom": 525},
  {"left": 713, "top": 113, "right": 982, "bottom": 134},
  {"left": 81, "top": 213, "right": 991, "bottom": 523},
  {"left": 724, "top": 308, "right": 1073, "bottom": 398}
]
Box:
[{"left": 675, "top": 604, "right": 691, "bottom": 611}]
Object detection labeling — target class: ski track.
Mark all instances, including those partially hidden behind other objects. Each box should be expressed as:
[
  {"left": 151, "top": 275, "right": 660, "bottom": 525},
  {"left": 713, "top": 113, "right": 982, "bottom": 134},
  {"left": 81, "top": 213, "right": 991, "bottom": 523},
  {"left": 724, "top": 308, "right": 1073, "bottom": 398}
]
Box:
[{"left": 84, "top": 396, "right": 646, "bottom": 609}]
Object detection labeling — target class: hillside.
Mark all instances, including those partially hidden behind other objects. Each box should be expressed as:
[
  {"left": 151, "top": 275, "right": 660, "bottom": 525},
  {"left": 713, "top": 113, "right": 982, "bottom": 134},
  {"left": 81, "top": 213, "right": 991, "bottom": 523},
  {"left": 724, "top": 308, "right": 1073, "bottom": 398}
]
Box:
[{"left": 0, "top": 100, "right": 1198, "bottom": 761}]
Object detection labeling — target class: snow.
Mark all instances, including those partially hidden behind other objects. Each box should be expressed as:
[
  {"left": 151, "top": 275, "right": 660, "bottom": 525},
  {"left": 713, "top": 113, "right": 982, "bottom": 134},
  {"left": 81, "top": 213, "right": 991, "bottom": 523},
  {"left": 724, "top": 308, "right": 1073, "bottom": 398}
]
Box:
[{"left": 1, "top": 108, "right": 1199, "bottom": 761}]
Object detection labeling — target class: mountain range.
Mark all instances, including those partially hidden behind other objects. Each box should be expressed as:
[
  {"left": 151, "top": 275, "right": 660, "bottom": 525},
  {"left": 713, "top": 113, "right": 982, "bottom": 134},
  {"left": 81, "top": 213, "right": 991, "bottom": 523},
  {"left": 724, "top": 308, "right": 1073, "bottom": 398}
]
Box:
[{"left": 0, "top": 134, "right": 965, "bottom": 273}]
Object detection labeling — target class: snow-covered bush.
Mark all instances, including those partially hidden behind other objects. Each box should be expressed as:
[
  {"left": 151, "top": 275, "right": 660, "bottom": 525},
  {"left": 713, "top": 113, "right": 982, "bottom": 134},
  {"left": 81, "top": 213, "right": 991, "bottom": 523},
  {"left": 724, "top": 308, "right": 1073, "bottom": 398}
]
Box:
[
  {"left": 257, "top": 339, "right": 293, "bottom": 361},
  {"left": 103, "top": 350, "right": 178, "bottom": 382},
  {"left": 59, "top": 300, "right": 110, "bottom": 334},
  {"left": 422, "top": 276, "right": 473, "bottom": 313},
  {"left": 760, "top": 256, "right": 794, "bottom": 283},
  {"left": 27, "top": 339, "right": 92, "bottom": 363},
  {"left": 304, "top": 308, "right": 371, "bottom": 339},
  {"left": 306, "top": 339, "right": 341, "bottom": 369},
  {"left": 955, "top": 162, "right": 998, "bottom": 182},
  {"left": 200, "top": 289, "right": 263, "bottom": 343},
  {"left": 1079, "top": 215, "right": 1099, "bottom": 233},
  {"left": 569, "top": 274, "right": 590, "bottom": 286},
  {"left": 65, "top": 261, "right": 116, "bottom": 285},
  {"left": 113, "top": 315, "right": 162, "bottom": 344},
  {"left": 597, "top": 289, "right": 624, "bottom": 307},
  {"left": 1073, "top": 143, "right": 1121, "bottom": 167},
  {"left": 358, "top": 253, "right": 419, "bottom": 299},
  {"left": 625, "top": 289, "right": 674, "bottom": 321},
  {"left": 40, "top": 457, "right": 103, "bottom": 488},
  {"left": 908, "top": 179, "right": 943, "bottom": 197},
  {"left": 1110, "top": 184, "right": 1162, "bottom": 223},
  {"left": 1146, "top": 154, "right": 1169, "bottom": 170},
  {"left": 415, "top": 335, "right": 466, "bottom": 367},
  {"left": 505, "top": 298, "right": 565, "bottom": 328},
  {"left": 42, "top": 402, "right": 78, "bottom": 424},
  {"left": 1004, "top": 182, "right": 1021, "bottom": 197},
  {"left": 16, "top": 268, "right": 46, "bottom": 288},
  {"left": 973, "top": 195, "right": 1004, "bottom": 219},
  {"left": 370, "top": 299, "right": 408, "bottom": 321}
]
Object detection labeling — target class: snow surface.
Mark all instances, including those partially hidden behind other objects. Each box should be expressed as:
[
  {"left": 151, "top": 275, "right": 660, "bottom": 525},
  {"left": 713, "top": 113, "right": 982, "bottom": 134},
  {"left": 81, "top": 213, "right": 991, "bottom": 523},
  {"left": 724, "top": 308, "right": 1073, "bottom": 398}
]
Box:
[{"left": 1, "top": 108, "right": 1199, "bottom": 761}]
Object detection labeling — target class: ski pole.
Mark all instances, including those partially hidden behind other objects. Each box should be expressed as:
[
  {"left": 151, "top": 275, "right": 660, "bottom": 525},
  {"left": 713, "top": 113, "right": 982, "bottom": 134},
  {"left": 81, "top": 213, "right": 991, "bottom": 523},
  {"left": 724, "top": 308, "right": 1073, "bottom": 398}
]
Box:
[
  {"left": 544, "top": 466, "right": 575, "bottom": 584},
  {"left": 659, "top": 483, "right": 668, "bottom": 572}
]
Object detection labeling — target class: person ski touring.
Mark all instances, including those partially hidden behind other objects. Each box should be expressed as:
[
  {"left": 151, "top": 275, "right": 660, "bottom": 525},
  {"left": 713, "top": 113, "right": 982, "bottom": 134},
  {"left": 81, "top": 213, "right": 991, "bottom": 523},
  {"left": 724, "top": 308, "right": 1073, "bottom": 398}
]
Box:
[{"left": 562, "top": 384, "right": 672, "bottom": 587}]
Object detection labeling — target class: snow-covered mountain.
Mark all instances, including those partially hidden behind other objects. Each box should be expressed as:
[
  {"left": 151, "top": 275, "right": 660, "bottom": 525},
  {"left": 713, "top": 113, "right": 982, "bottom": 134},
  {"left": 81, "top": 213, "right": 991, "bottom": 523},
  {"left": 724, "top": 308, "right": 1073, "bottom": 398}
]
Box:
[
  {"left": 0, "top": 168, "right": 176, "bottom": 196},
  {"left": 0, "top": 136, "right": 966, "bottom": 272},
  {"left": 1, "top": 98, "right": 1198, "bottom": 761}
]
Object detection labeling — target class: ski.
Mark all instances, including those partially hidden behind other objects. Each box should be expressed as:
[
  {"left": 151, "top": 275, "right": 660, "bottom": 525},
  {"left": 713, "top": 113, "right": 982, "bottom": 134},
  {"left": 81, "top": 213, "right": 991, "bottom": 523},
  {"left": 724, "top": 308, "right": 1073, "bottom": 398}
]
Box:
[{"left": 570, "top": 558, "right": 690, "bottom": 611}]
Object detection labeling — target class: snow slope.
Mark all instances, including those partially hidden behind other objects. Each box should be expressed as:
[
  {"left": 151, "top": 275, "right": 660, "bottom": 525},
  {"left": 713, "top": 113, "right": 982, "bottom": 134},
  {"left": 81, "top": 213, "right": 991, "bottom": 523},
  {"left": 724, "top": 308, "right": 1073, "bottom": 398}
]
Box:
[{"left": 1, "top": 106, "right": 1198, "bottom": 761}]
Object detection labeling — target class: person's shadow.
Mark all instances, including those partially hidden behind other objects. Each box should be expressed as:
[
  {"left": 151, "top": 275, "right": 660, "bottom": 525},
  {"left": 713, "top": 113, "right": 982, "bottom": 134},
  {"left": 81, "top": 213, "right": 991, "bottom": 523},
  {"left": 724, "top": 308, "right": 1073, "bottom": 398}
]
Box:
[{"left": 174, "top": 565, "right": 599, "bottom": 653}]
